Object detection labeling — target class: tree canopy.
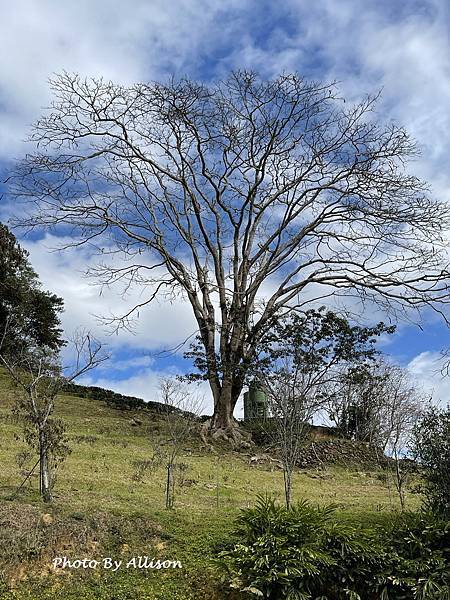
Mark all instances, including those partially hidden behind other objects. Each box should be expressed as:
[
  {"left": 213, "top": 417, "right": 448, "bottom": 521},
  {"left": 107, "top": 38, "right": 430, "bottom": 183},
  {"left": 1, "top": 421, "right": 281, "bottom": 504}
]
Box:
[
  {"left": 0, "top": 222, "right": 64, "bottom": 357},
  {"left": 185, "top": 307, "right": 394, "bottom": 385},
  {"left": 8, "top": 71, "right": 450, "bottom": 433}
]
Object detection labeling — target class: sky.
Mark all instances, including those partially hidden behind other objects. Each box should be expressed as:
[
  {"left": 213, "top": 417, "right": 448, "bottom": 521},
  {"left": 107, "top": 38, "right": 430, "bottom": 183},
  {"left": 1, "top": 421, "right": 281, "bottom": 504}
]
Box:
[{"left": 1, "top": 0, "right": 450, "bottom": 414}]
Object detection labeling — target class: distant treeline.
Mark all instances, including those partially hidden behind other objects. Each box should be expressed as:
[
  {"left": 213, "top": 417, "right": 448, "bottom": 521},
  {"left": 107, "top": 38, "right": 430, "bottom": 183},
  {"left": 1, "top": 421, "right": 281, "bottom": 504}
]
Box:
[{"left": 63, "top": 382, "right": 188, "bottom": 415}]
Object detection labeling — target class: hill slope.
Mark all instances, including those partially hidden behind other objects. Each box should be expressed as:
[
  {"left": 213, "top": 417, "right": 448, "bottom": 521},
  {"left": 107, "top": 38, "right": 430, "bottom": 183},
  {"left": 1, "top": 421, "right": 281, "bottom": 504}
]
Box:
[{"left": 0, "top": 369, "right": 416, "bottom": 599}]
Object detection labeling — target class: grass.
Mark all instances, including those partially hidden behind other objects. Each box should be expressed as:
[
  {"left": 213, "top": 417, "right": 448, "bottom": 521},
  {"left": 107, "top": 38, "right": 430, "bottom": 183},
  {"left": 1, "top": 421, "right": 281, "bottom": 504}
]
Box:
[{"left": 0, "top": 368, "right": 420, "bottom": 599}]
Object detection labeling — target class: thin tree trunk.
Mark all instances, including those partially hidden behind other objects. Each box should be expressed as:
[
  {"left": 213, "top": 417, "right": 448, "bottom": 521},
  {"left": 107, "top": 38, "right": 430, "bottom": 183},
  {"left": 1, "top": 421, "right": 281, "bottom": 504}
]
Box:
[
  {"left": 165, "top": 462, "right": 174, "bottom": 509},
  {"left": 39, "top": 428, "right": 53, "bottom": 503},
  {"left": 284, "top": 468, "right": 292, "bottom": 510},
  {"left": 393, "top": 447, "right": 405, "bottom": 511}
]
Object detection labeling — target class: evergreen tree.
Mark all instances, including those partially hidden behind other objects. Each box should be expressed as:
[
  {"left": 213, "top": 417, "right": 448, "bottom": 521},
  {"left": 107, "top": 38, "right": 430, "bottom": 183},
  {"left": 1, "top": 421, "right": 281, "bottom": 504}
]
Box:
[{"left": 0, "top": 222, "right": 64, "bottom": 357}]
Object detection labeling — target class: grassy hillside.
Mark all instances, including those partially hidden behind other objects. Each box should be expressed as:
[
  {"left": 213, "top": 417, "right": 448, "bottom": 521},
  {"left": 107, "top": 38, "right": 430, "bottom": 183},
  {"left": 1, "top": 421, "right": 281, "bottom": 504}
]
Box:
[{"left": 0, "top": 369, "right": 419, "bottom": 599}]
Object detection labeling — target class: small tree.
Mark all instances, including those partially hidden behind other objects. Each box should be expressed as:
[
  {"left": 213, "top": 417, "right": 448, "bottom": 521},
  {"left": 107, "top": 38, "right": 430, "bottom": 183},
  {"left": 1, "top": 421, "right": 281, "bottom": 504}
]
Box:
[
  {"left": 380, "top": 367, "right": 424, "bottom": 510},
  {"left": 411, "top": 406, "right": 450, "bottom": 516},
  {"left": 0, "top": 228, "right": 106, "bottom": 503},
  {"left": 328, "top": 361, "right": 424, "bottom": 509},
  {"left": 0, "top": 326, "right": 108, "bottom": 502},
  {"left": 329, "top": 362, "right": 423, "bottom": 442},
  {"left": 256, "top": 309, "right": 392, "bottom": 508},
  {"left": 158, "top": 377, "right": 202, "bottom": 509},
  {"left": 262, "top": 362, "right": 322, "bottom": 509},
  {"left": 327, "top": 364, "right": 388, "bottom": 443}
]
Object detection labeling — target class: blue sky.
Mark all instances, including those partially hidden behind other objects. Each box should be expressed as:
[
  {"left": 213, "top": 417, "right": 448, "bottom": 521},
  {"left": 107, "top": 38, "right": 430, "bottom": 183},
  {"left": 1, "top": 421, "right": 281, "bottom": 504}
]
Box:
[{"left": 1, "top": 0, "right": 450, "bottom": 413}]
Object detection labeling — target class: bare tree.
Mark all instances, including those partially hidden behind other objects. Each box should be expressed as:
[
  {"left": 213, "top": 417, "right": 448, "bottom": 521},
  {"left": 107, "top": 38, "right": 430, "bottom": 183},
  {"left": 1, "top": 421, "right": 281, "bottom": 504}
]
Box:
[
  {"left": 380, "top": 366, "right": 424, "bottom": 510},
  {"left": 158, "top": 377, "right": 202, "bottom": 509},
  {"left": 9, "top": 71, "right": 450, "bottom": 435},
  {"left": 262, "top": 361, "right": 325, "bottom": 509},
  {"left": 0, "top": 324, "right": 108, "bottom": 502},
  {"left": 327, "top": 360, "right": 424, "bottom": 509}
]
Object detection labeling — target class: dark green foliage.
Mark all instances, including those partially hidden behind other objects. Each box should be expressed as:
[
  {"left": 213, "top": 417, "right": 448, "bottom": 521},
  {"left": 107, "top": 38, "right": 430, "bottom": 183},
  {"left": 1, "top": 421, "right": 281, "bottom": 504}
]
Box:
[
  {"left": 242, "top": 420, "right": 339, "bottom": 447},
  {"left": 218, "top": 496, "right": 450, "bottom": 599},
  {"left": 0, "top": 223, "right": 64, "bottom": 357},
  {"left": 241, "top": 417, "right": 283, "bottom": 446},
  {"left": 411, "top": 406, "right": 450, "bottom": 516},
  {"left": 183, "top": 307, "right": 395, "bottom": 410},
  {"left": 258, "top": 309, "right": 395, "bottom": 375},
  {"left": 183, "top": 308, "right": 395, "bottom": 387},
  {"left": 332, "top": 364, "right": 388, "bottom": 441},
  {"left": 380, "top": 513, "right": 450, "bottom": 600},
  {"left": 63, "top": 382, "right": 150, "bottom": 410}
]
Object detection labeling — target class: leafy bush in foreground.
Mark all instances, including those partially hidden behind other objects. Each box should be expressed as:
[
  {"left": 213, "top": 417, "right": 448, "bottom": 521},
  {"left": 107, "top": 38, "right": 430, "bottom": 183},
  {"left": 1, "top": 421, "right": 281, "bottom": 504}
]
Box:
[{"left": 218, "top": 496, "right": 449, "bottom": 599}]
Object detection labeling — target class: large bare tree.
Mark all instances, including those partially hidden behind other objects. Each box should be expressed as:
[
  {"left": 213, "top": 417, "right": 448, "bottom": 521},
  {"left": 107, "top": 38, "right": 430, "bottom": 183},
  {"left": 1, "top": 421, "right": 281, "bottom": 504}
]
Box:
[{"left": 8, "top": 71, "right": 450, "bottom": 434}]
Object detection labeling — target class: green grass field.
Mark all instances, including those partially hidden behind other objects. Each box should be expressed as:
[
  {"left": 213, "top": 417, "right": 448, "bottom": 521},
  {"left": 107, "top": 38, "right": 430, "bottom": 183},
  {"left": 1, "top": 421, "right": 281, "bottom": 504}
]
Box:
[{"left": 0, "top": 369, "right": 420, "bottom": 599}]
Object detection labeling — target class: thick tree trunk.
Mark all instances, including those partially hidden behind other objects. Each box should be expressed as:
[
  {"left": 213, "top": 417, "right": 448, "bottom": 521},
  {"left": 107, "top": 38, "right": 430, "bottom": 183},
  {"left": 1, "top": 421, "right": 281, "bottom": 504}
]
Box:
[
  {"left": 210, "top": 371, "right": 245, "bottom": 430},
  {"left": 39, "top": 428, "right": 53, "bottom": 503},
  {"left": 210, "top": 385, "right": 235, "bottom": 430},
  {"left": 207, "top": 379, "right": 253, "bottom": 447}
]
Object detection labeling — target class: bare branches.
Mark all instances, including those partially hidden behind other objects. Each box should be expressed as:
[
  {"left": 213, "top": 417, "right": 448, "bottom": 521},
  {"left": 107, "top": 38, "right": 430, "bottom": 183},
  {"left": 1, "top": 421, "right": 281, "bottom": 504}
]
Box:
[
  {"left": 157, "top": 376, "right": 203, "bottom": 508},
  {"left": 66, "top": 328, "right": 110, "bottom": 380},
  {"left": 0, "top": 321, "right": 108, "bottom": 502},
  {"left": 261, "top": 359, "right": 324, "bottom": 510},
  {"left": 8, "top": 70, "right": 450, "bottom": 428}
]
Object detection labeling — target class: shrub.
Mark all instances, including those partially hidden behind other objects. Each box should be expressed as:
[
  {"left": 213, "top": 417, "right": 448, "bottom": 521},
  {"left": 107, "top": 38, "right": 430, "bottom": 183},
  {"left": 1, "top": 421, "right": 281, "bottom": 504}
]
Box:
[
  {"left": 379, "top": 513, "right": 450, "bottom": 600},
  {"left": 218, "top": 496, "right": 449, "bottom": 599},
  {"left": 241, "top": 418, "right": 280, "bottom": 447},
  {"left": 411, "top": 406, "right": 450, "bottom": 517}
]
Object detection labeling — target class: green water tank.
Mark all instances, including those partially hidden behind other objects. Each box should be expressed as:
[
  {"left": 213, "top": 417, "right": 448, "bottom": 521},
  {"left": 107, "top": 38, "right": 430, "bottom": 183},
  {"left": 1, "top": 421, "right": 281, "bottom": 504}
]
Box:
[{"left": 243, "top": 385, "right": 267, "bottom": 421}]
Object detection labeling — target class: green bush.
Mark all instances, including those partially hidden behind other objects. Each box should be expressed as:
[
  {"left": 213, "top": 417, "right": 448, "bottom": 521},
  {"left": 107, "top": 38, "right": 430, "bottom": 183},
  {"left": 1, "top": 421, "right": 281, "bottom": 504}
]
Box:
[
  {"left": 218, "top": 496, "right": 449, "bottom": 599},
  {"left": 411, "top": 407, "right": 450, "bottom": 517},
  {"left": 380, "top": 513, "right": 450, "bottom": 600}
]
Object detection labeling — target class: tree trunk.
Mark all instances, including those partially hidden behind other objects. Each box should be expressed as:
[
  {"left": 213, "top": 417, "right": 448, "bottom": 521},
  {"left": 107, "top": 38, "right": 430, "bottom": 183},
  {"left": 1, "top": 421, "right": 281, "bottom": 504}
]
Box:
[
  {"left": 211, "top": 398, "right": 233, "bottom": 430},
  {"left": 210, "top": 382, "right": 236, "bottom": 430},
  {"left": 393, "top": 449, "right": 405, "bottom": 511},
  {"left": 209, "top": 362, "right": 247, "bottom": 432},
  {"left": 39, "top": 428, "right": 53, "bottom": 503},
  {"left": 284, "top": 468, "right": 292, "bottom": 510},
  {"left": 165, "top": 462, "right": 174, "bottom": 509}
]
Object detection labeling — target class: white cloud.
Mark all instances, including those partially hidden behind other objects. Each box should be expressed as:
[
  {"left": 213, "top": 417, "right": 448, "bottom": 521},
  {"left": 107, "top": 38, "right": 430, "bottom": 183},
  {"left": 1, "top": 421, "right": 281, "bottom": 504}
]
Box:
[
  {"left": 298, "top": 1, "right": 450, "bottom": 196},
  {"left": 2, "top": 0, "right": 450, "bottom": 412},
  {"left": 407, "top": 350, "right": 449, "bottom": 407},
  {"left": 79, "top": 368, "right": 213, "bottom": 414},
  {"left": 21, "top": 234, "right": 198, "bottom": 352},
  {"left": 109, "top": 355, "right": 155, "bottom": 372},
  {"left": 80, "top": 369, "right": 168, "bottom": 403},
  {"left": 0, "top": 0, "right": 251, "bottom": 157},
  {"left": 218, "top": 1, "right": 450, "bottom": 199},
  {"left": 2, "top": 0, "right": 449, "bottom": 186}
]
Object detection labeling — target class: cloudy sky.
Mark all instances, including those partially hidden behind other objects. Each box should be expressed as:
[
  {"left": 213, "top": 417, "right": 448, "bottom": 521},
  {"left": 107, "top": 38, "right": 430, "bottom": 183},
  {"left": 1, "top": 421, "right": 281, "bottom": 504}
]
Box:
[{"left": 1, "top": 0, "right": 450, "bottom": 414}]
